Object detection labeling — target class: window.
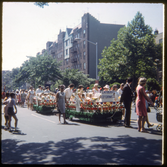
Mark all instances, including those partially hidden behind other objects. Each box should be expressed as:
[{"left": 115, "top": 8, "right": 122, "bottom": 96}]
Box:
[
  {"left": 58, "top": 52, "right": 62, "bottom": 58},
  {"left": 83, "top": 41, "right": 85, "bottom": 48},
  {"left": 83, "top": 52, "right": 86, "bottom": 59},
  {"left": 66, "top": 40, "right": 68, "bottom": 46},
  {"left": 66, "top": 49, "right": 68, "bottom": 55},
  {"left": 83, "top": 30, "right": 86, "bottom": 37},
  {"left": 83, "top": 62, "right": 86, "bottom": 70}
]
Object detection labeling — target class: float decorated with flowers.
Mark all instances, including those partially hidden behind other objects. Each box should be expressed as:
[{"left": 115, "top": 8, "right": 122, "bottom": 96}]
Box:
[
  {"left": 32, "top": 86, "right": 124, "bottom": 123},
  {"left": 33, "top": 92, "right": 56, "bottom": 114},
  {"left": 65, "top": 90, "right": 124, "bottom": 123}
]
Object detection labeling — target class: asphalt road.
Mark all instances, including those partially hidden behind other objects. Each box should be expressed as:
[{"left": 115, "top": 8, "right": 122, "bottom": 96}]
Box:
[{"left": 1, "top": 104, "right": 162, "bottom": 165}]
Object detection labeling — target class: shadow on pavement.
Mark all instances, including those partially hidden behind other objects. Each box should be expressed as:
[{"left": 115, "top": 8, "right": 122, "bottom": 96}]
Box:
[
  {"left": 68, "top": 118, "right": 125, "bottom": 128},
  {"left": 1, "top": 135, "right": 162, "bottom": 165},
  {"left": 1, "top": 126, "right": 27, "bottom": 135}
]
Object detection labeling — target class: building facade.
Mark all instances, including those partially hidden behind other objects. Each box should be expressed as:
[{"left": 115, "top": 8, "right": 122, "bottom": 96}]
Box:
[
  {"left": 155, "top": 30, "right": 163, "bottom": 44},
  {"left": 39, "top": 13, "right": 125, "bottom": 79},
  {"left": 154, "top": 30, "right": 163, "bottom": 82}
]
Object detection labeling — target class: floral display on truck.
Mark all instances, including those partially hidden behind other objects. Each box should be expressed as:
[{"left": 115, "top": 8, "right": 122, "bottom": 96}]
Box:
[
  {"left": 33, "top": 92, "right": 57, "bottom": 113},
  {"left": 32, "top": 83, "right": 124, "bottom": 123}
]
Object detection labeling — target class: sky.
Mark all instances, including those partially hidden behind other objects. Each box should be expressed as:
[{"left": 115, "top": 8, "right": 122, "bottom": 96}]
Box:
[{"left": 2, "top": 2, "right": 164, "bottom": 71}]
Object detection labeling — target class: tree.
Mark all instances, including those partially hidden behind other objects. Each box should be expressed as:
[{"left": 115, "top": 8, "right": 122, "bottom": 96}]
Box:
[
  {"left": 11, "top": 68, "right": 24, "bottom": 90},
  {"left": 146, "top": 78, "right": 161, "bottom": 91},
  {"left": 2, "top": 71, "right": 12, "bottom": 91},
  {"left": 98, "top": 11, "right": 162, "bottom": 90},
  {"left": 14, "top": 51, "right": 62, "bottom": 88},
  {"left": 34, "top": 2, "right": 49, "bottom": 8},
  {"left": 54, "top": 69, "right": 95, "bottom": 89},
  {"left": 2, "top": 68, "right": 24, "bottom": 91}
]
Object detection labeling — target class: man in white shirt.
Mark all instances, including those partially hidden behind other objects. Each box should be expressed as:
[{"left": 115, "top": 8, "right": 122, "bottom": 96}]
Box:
[
  {"left": 44, "top": 86, "right": 50, "bottom": 94},
  {"left": 64, "top": 84, "right": 74, "bottom": 101},
  {"left": 36, "top": 85, "right": 43, "bottom": 95},
  {"left": 35, "top": 85, "right": 44, "bottom": 105},
  {"left": 117, "top": 83, "right": 124, "bottom": 97}
]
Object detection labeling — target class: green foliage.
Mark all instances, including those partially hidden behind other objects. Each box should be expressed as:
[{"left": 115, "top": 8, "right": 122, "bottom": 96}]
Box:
[
  {"left": 110, "top": 82, "right": 120, "bottom": 89},
  {"left": 98, "top": 11, "right": 162, "bottom": 90},
  {"left": 34, "top": 2, "right": 49, "bottom": 8},
  {"left": 55, "top": 69, "right": 95, "bottom": 89},
  {"left": 2, "top": 68, "right": 24, "bottom": 91},
  {"left": 146, "top": 78, "right": 161, "bottom": 91},
  {"left": 14, "top": 51, "right": 62, "bottom": 88},
  {"left": 9, "top": 52, "right": 95, "bottom": 91},
  {"left": 89, "top": 84, "right": 95, "bottom": 90}
]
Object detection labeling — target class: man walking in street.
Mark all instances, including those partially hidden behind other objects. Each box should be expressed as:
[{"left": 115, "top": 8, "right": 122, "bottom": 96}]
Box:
[{"left": 120, "top": 78, "right": 133, "bottom": 127}]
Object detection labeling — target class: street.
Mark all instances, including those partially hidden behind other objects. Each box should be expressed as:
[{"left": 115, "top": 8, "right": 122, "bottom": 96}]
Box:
[{"left": 1, "top": 104, "right": 162, "bottom": 165}]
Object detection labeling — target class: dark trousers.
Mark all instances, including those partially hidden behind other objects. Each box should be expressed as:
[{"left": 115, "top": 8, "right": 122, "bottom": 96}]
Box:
[{"left": 124, "top": 102, "right": 131, "bottom": 126}]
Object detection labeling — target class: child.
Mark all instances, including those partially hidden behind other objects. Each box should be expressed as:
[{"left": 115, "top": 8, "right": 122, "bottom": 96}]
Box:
[
  {"left": 3, "top": 92, "right": 18, "bottom": 131},
  {"left": 3, "top": 93, "right": 10, "bottom": 129}
]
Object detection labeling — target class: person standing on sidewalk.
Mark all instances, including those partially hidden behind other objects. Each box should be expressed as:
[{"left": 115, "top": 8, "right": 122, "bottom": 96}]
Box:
[
  {"left": 120, "top": 78, "right": 133, "bottom": 127},
  {"left": 136, "top": 77, "right": 154, "bottom": 132}
]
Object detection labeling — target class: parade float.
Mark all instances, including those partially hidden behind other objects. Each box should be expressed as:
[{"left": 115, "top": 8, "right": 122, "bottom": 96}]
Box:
[
  {"left": 32, "top": 89, "right": 124, "bottom": 123},
  {"left": 65, "top": 90, "right": 124, "bottom": 123},
  {"left": 33, "top": 92, "right": 56, "bottom": 114}
]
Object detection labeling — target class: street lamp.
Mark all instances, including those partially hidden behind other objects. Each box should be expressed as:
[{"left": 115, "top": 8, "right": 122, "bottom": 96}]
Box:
[{"left": 75, "top": 38, "right": 98, "bottom": 80}]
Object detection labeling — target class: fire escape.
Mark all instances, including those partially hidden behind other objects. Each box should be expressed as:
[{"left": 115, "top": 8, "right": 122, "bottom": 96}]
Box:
[{"left": 70, "top": 38, "right": 78, "bottom": 69}]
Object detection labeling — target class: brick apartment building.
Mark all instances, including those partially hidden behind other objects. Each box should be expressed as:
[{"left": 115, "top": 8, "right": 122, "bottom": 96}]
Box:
[{"left": 38, "top": 13, "right": 124, "bottom": 79}]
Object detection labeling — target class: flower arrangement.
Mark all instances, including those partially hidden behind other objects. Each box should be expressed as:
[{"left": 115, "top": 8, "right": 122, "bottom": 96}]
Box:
[
  {"left": 37, "top": 95, "right": 56, "bottom": 107},
  {"left": 80, "top": 100, "right": 124, "bottom": 113},
  {"left": 66, "top": 101, "right": 76, "bottom": 109}
]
